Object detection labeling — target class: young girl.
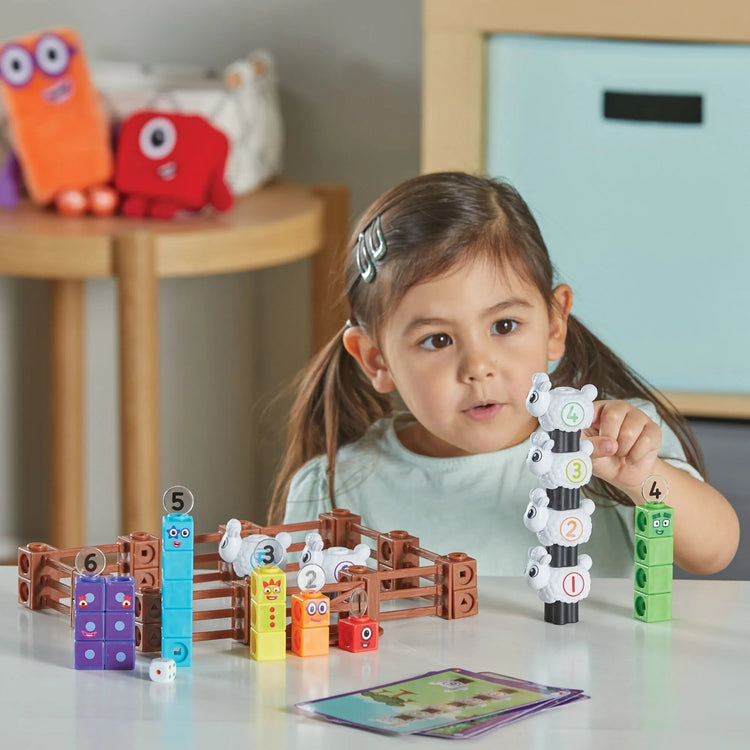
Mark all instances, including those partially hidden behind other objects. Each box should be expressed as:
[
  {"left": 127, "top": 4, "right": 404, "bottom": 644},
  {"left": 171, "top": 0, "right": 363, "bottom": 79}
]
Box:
[{"left": 269, "top": 172, "right": 739, "bottom": 577}]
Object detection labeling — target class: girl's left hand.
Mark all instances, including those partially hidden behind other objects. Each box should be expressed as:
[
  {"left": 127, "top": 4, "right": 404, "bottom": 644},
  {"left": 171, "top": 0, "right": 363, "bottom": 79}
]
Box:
[{"left": 584, "top": 400, "right": 662, "bottom": 491}]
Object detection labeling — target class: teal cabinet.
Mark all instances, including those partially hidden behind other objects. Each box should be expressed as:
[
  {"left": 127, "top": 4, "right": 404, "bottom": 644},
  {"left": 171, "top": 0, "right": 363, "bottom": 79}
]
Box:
[{"left": 487, "top": 36, "right": 749, "bottom": 393}]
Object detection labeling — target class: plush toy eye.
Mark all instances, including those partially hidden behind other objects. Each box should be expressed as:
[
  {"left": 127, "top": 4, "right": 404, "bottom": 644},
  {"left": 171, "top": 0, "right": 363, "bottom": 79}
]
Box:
[
  {"left": 138, "top": 116, "right": 177, "bottom": 160},
  {"left": 0, "top": 45, "right": 33, "bottom": 87},
  {"left": 35, "top": 34, "right": 71, "bottom": 76}
]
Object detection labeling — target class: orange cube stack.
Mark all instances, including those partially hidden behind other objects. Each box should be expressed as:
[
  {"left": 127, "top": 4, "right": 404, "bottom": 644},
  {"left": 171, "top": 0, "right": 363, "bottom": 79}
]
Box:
[{"left": 290, "top": 590, "right": 330, "bottom": 657}]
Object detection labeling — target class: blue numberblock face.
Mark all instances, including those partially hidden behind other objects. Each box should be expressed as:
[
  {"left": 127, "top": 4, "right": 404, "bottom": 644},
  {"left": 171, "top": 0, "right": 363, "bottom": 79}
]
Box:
[{"left": 162, "top": 513, "right": 194, "bottom": 551}]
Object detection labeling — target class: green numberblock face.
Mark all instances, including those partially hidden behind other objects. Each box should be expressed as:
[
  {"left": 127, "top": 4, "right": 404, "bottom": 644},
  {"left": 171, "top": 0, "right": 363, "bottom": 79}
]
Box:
[{"left": 636, "top": 502, "right": 674, "bottom": 539}]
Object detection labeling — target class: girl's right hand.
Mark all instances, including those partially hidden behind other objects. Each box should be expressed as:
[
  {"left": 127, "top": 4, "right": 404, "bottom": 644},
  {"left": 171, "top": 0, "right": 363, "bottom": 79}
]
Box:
[{"left": 584, "top": 400, "right": 662, "bottom": 493}]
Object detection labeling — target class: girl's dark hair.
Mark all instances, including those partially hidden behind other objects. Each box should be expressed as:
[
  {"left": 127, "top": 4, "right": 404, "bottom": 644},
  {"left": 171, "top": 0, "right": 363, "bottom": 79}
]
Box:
[{"left": 268, "top": 172, "right": 705, "bottom": 523}]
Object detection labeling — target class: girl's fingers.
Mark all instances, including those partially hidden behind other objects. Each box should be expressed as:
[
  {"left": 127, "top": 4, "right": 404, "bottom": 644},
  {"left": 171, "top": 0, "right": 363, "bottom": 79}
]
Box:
[
  {"left": 593, "top": 401, "right": 629, "bottom": 444},
  {"left": 623, "top": 420, "right": 662, "bottom": 465},
  {"left": 587, "top": 435, "right": 618, "bottom": 459},
  {"left": 611, "top": 410, "right": 650, "bottom": 457}
]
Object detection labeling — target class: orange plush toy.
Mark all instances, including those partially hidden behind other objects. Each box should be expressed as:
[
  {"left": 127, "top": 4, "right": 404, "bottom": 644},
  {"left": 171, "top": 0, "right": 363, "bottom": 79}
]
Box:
[{"left": 0, "top": 27, "right": 117, "bottom": 216}]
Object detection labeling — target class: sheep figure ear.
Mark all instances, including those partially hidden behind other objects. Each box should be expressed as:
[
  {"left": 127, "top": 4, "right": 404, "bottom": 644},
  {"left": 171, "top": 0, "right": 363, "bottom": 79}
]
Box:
[
  {"left": 531, "top": 372, "right": 551, "bottom": 391},
  {"left": 542, "top": 553, "right": 552, "bottom": 566},
  {"left": 276, "top": 532, "right": 292, "bottom": 550},
  {"left": 531, "top": 431, "right": 549, "bottom": 447},
  {"left": 529, "top": 487, "right": 550, "bottom": 507},
  {"left": 304, "top": 532, "right": 324, "bottom": 552},
  {"left": 581, "top": 439, "right": 594, "bottom": 456},
  {"left": 529, "top": 487, "right": 549, "bottom": 505},
  {"left": 581, "top": 383, "right": 598, "bottom": 401},
  {"left": 580, "top": 497, "right": 595, "bottom": 515}
]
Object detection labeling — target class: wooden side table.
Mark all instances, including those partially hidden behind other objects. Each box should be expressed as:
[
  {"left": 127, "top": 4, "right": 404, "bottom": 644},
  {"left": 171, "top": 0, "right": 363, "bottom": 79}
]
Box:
[{"left": 0, "top": 182, "right": 349, "bottom": 547}]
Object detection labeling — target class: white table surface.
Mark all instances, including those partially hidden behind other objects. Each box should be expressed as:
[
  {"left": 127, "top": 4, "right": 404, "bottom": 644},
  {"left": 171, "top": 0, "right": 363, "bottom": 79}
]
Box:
[{"left": 5, "top": 566, "right": 748, "bottom": 749}]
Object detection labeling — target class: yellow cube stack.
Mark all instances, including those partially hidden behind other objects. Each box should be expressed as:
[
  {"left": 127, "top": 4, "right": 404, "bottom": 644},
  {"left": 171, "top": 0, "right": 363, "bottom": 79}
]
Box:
[{"left": 249, "top": 566, "right": 287, "bottom": 661}]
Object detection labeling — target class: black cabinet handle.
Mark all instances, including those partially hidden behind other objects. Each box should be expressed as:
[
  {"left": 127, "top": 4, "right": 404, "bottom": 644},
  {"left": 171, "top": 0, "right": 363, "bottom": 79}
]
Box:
[{"left": 603, "top": 91, "right": 703, "bottom": 124}]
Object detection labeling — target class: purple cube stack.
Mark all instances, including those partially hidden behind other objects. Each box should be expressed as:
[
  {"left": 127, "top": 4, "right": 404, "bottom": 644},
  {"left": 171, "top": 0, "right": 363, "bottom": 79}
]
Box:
[{"left": 74, "top": 574, "right": 135, "bottom": 670}]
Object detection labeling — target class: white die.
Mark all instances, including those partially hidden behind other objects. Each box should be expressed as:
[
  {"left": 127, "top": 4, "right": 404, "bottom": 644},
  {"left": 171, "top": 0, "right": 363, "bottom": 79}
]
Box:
[{"left": 149, "top": 657, "right": 177, "bottom": 683}]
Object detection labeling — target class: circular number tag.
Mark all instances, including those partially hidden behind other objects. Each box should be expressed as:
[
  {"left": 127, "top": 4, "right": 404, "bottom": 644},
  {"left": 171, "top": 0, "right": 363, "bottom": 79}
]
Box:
[
  {"left": 560, "top": 401, "right": 585, "bottom": 428},
  {"left": 641, "top": 475, "right": 669, "bottom": 504},
  {"left": 162, "top": 485, "right": 194, "bottom": 515},
  {"left": 562, "top": 570, "right": 585, "bottom": 599},
  {"left": 565, "top": 458, "right": 590, "bottom": 486},
  {"left": 75, "top": 547, "right": 105, "bottom": 576},
  {"left": 560, "top": 516, "right": 584, "bottom": 543},
  {"left": 251, "top": 538, "right": 285, "bottom": 568},
  {"left": 349, "top": 587, "right": 369, "bottom": 618},
  {"left": 296, "top": 564, "right": 326, "bottom": 592}
]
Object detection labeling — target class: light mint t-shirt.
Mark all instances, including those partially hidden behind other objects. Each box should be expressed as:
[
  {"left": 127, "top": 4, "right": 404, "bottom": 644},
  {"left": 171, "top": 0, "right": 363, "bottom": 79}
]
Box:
[{"left": 284, "top": 400, "right": 702, "bottom": 577}]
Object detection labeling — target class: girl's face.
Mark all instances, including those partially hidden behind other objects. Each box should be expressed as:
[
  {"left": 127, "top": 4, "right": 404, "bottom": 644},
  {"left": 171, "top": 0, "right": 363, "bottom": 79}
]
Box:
[{"left": 345, "top": 258, "right": 572, "bottom": 457}]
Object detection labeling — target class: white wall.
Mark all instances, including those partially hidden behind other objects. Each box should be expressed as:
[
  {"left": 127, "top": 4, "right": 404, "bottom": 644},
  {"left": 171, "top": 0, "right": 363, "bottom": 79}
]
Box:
[{"left": 0, "top": 0, "right": 422, "bottom": 550}]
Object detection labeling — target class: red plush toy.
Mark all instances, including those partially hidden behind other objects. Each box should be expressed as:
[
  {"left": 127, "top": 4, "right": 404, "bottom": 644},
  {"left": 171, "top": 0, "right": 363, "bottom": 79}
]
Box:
[{"left": 114, "top": 111, "right": 233, "bottom": 219}]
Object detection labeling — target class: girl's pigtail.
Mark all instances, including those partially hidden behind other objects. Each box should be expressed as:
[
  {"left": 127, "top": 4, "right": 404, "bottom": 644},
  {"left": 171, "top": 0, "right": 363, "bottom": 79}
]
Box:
[
  {"left": 267, "top": 324, "right": 392, "bottom": 524},
  {"left": 554, "top": 315, "right": 706, "bottom": 507}
]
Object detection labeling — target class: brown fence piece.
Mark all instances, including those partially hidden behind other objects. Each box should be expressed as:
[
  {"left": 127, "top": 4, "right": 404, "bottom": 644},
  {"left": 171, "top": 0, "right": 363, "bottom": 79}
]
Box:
[{"left": 17, "top": 509, "right": 478, "bottom": 652}]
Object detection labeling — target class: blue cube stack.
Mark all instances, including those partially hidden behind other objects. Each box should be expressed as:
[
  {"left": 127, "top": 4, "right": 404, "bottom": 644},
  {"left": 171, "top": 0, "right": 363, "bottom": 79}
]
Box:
[{"left": 161, "top": 513, "right": 194, "bottom": 667}]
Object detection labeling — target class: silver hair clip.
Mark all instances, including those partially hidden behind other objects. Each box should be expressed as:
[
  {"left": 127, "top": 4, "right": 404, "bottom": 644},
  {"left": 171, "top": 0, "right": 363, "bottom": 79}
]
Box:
[{"left": 356, "top": 215, "right": 387, "bottom": 283}]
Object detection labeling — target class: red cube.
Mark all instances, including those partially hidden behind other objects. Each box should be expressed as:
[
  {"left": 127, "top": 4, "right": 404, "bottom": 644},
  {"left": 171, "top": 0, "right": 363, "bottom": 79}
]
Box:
[{"left": 338, "top": 615, "right": 378, "bottom": 653}]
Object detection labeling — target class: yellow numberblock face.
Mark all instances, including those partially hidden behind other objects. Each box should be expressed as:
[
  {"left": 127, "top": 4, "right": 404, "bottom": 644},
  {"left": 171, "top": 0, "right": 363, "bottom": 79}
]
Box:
[{"left": 250, "top": 565, "right": 286, "bottom": 604}]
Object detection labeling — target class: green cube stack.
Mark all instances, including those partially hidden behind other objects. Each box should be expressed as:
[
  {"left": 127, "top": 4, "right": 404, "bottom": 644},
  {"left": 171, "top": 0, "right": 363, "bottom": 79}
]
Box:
[{"left": 634, "top": 501, "right": 674, "bottom": 622}]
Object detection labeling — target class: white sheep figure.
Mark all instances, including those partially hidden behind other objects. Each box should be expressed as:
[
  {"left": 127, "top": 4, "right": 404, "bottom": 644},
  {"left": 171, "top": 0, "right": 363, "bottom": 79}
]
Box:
[
  {"left": 218, "top": 518, "right": 292, "bottom": 576},
  {"left": 299, "top": 531, "right": 370, "bottom": 584},
  {"left": 524, "top": 546, "right": 592, "bottom": 604},
  {"left": 523, "top": 487, "right": 596, "bottom": 546},
  {"left": 526, "top": 431, "right": 593, "bottom": 489},
  {"left": 526, "top": 372, "right": 598, "bottom": 432}
]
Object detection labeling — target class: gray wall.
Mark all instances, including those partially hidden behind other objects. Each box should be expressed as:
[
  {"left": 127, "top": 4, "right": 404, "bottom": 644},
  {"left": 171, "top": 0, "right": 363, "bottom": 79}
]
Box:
[
  {"left": 0, "top": 0, "right": 422, "bottom": 552},
  {"left": 0, "top": 2, "right": 745, "bottom": 581}
]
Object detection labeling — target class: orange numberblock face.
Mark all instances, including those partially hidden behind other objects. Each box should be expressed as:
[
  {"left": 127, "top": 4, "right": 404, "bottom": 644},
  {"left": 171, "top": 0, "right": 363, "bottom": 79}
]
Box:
[
  {"left": 0, "top": 27, "right": 112, "bottom": 202},
  {"left": 292, "top": 592, "right": 330, "bottom": 628}
]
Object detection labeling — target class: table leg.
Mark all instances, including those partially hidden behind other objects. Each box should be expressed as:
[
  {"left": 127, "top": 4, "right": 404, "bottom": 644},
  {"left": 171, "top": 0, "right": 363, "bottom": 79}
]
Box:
[
  {"left": 49, "top": 279, "right": 85, "bottom": 548},
  {"left": 311, "top": 185, "right": 350, "bottom": 353},
  {"left": 116, "top": 233, "right": 160, "bottom": 535}
]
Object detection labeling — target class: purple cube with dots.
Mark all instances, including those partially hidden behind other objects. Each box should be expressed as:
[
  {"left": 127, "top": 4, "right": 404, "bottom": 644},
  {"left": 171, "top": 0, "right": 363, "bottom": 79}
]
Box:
[
  {"left": 105, "top": 641, "right": 135, "bottom": 670},
  {"left": 75, "top": 641, "right": 105, "bottom": 670},
  {"left": 74, "top": 574, "right": 105, "bottom": 612},
  {"left": 105, "top": 611, "right": 135, "bottom": 641},
  {"left": 106, "top": 575, "right": 135, "bottom": 613}
]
